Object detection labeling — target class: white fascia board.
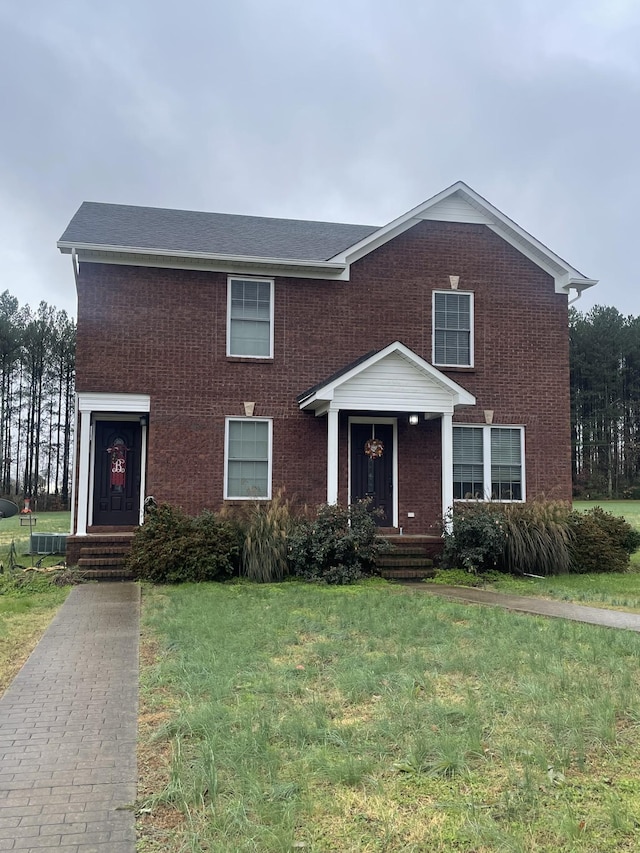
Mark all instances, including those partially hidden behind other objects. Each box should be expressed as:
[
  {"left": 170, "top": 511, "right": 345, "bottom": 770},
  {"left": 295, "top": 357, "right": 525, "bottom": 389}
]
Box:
[
  {"left": 327, "top": 180, "right": 597, "bottom": 294},
  {"left": 57, "top": 242, "right": 347, "bottom": 280},
  {"left": 78, "top": 392, "right": 150, "bottom": 413},
  {"left": 299, "top": 341, "right": 476, "bottom": 411}
]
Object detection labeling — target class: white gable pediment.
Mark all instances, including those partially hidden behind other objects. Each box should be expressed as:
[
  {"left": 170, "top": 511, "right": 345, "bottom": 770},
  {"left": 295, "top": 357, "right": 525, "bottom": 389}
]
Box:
[
  {"left": 298, "top": 342, "right": 475, "bottom": 416},
  {"left": 417, "top": 194, "right": 490, "bottom": 225},
  {"left": 328, "top": 182, "right": 597, "bottom": 296}
]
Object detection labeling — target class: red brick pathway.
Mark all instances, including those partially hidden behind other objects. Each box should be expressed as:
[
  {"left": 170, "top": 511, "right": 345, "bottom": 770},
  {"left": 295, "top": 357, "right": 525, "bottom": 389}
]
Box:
[{"left": 0, "top": 583, "right": 139, "bottom": 852}]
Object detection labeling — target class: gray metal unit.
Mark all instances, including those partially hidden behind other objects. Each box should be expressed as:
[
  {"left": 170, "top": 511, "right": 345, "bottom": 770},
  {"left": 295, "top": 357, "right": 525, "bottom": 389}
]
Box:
[{"left": 30, "top": 533, "right": 67, "bottom": 555}]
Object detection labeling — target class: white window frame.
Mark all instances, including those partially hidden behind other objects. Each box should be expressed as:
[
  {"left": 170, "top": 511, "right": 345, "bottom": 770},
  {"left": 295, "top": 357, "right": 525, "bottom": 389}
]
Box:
[
  {"left": 224, "top": 417, "right": 273, "bottom": 500},
  {"left": 432, "top": 290, "right": 474, "bottom": 368},
  {"left": 453, "top": 424, "right": 525, "bottom": 502},
  {"left": 226, "top": 276, "right": 274, "bottom": 358}
]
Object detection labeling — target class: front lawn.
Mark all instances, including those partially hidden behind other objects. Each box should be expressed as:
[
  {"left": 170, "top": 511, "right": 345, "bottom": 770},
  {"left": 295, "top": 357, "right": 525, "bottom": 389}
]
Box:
[
  {"left": 572, "top": 500, "right": 640, "bottom": 531},
  {"left": 0, "top": 575, "right": 69, "bottom": 695},
  {"left": 0, "top": 510, "right": 70, "bottom": 563},
  {"left": 0, "top": 511, "right": 72, "bottom": 695},
  {"left": 139, "top": 582, "right": 640, "bottom": 852}
]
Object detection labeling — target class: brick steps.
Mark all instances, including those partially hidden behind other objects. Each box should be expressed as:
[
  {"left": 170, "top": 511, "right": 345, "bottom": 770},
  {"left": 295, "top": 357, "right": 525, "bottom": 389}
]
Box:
[
  {"left": 67, "top": 534, "right": 134, "bottom": 580},
  {"left": 376, "top": 533, "right": 442, "bottom": 580}
]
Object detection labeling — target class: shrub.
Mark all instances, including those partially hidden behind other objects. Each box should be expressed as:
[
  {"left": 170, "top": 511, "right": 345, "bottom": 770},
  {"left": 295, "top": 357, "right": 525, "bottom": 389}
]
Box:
[
  {"left": 567, "top": 507, "right": 640, "bottom": 573},
  {"left": 288, "top": 500, "right": 386, "bottom": 584},
  {"left": 240, "top": 491, "right": 294, "bottom": 582},
  {"left": 441, "top": 505, "right": 507, "bottom": 574},
  {"left": 442, "top": 501, "right": 573, "bottom": 576},
  {"left": 126, "top": 503, "right": 241, "bottom": 584},
  {"left": 499, "top": 501, "right": 572, "bottom": 576}
]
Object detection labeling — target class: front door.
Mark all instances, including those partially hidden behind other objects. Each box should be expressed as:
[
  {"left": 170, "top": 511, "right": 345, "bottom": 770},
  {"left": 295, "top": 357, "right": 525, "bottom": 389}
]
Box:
[
  {"left": 92, "top": 420, "right": 142, "bottom": 526},
  {"left": 350, "top": 422, "right": 394, "bottom": 526}
]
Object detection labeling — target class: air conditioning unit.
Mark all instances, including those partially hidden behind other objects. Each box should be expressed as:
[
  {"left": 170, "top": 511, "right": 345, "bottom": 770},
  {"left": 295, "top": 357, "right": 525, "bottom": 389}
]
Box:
[{"left": 29, "top": 533, "right": 68, "bottom": 555}]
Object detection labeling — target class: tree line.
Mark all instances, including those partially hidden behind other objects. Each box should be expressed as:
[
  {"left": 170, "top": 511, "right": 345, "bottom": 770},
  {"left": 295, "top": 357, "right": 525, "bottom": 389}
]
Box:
[
  {"left": 571, "top": 305, "right": 640, "bottom": 498},
  {"left": 0, "top": 291, "right": 75, "bottom": 509}
]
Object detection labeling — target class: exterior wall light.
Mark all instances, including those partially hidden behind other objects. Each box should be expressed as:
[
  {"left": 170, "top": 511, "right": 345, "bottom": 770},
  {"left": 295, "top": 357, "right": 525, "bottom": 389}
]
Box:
[{"left": 408, "top": 414, "right": 419, "bottom": 426}]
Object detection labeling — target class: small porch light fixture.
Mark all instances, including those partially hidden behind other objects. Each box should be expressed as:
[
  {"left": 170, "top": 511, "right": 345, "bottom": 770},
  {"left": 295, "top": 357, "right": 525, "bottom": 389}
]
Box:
[{"left": 408, "top": 413, "right": 419, "bottom": 426}]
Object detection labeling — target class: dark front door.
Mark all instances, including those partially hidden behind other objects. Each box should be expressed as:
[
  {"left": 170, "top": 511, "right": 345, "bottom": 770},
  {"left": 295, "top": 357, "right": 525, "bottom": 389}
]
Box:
[
  {"left": 351, "top": 422, "right": 394, "bottom": 526},
  {"left": 93, "top": 420, "right": 142, "bottom": 526}
]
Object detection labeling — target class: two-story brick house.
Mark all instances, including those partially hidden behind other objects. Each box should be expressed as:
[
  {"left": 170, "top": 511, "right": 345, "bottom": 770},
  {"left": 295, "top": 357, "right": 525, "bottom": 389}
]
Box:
[{"left": 58, "top": 181, "right": 596, "bottom": 568}]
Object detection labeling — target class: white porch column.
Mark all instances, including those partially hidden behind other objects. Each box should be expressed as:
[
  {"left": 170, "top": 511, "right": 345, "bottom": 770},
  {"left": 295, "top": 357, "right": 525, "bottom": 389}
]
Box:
[
  {"left": 76, "top": 409, "right": 92, "bottom": 536},
  {"left": 441, "top": 413, "right": 453, "bottom": 530},
  {"left": 326, "top": 407, "right": 339, "bottom": 504}
]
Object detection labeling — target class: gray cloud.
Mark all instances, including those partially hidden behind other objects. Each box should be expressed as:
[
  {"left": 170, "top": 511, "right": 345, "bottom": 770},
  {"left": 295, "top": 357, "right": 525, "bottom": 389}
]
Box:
[{"left": 1, "top": 0, "right": 638, "bottom": 317}]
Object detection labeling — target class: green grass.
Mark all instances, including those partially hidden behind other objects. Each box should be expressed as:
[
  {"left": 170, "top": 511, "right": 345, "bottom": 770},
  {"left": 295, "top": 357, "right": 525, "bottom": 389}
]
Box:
[
  {"left": 0, "top": 511, "right": 70, "bottom": 566},
  {"left": 0, "top": 573, "right": 70, "bottom": 694},
  {"left": 573, "top": 500, "right": 640, "bottom": 530},
  {"left": 139, "top": 582, "right": 640, "bottom": 852},
  {"left": 0, "top": 511, "right": 72, "bottom": 692}
]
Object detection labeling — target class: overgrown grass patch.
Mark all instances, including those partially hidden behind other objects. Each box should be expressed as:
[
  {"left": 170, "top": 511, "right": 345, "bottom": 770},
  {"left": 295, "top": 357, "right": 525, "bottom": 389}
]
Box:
[{"left": 138, "top": 582, "right": 640, "bottom": 851}]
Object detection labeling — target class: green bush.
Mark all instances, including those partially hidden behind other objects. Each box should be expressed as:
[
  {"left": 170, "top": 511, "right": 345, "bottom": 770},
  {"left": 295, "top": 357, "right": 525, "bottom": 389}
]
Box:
[
  {"left": 567, "top": 506, "right": 640, "bottom": 573},
  {"left": 442, "top": 501, "right": 573, "bottom": 576},
  {"left": 288, "top": 500, "right": 386, "bottom": 584},
  {"left": 441, "top": 505, "right": 507, "bottom": 574},
  {"left": 126, "top": 503, "right": 241, "bottom": 584}
]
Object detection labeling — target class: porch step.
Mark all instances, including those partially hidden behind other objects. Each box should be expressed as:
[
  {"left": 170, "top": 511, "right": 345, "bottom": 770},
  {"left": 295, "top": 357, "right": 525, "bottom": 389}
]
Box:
[
  {"left": 381, "top": 568, "right": 436, "bottom": 580},
  {"left": 376, "top": 534, "right": 442, "bottom": 580},
  {"left": 67, "top": 533, "right": 135, "bottom": 580}
]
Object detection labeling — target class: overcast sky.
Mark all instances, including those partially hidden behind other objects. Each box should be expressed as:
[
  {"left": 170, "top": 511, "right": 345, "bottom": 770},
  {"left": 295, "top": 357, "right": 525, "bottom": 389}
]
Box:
[{"left": 1, "top": 0, "right": 638, "bottom": 319}]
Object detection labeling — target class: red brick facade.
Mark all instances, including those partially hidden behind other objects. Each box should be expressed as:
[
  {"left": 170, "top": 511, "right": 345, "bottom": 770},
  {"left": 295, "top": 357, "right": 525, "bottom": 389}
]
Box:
[{"left": 74, "top": 219, "right": 571, "bottom": 534}]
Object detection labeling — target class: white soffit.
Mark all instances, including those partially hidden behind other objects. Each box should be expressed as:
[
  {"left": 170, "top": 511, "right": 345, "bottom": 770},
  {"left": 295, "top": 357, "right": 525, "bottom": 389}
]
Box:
[{"left": 78, "top": 392, "right": 150, "bottom": 413}]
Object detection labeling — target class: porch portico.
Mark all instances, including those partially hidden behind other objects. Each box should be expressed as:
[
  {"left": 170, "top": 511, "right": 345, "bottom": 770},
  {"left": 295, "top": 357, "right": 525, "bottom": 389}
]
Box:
[{"left": 298, "top": 341, "right": 475, "bottom": 527}]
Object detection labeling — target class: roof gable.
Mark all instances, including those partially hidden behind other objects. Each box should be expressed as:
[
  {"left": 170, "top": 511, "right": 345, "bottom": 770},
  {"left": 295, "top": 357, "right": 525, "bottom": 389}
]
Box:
[
  {"left": 328, "top": 182, "right": 597, "bottom": 296},
  {"left": 298, "top": 341, "right": 476, "bottom": 415}
]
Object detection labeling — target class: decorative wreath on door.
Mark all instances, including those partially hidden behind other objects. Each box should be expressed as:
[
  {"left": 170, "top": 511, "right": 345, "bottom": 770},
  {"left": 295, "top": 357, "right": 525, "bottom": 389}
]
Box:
[{"left": 364, "top": 438, "right": 384, "bottom": 459}]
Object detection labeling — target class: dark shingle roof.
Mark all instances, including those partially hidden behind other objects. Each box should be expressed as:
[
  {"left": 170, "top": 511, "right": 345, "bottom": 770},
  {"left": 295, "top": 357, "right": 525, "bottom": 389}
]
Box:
[{"left": 58, "top": 202, "right": 379, "bottom": 262}]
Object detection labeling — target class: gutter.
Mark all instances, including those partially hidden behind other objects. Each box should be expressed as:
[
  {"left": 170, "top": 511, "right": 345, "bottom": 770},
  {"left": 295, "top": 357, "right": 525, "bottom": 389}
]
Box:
[{"left": 57, "top": 241, "right": 347, "bottom": 274}]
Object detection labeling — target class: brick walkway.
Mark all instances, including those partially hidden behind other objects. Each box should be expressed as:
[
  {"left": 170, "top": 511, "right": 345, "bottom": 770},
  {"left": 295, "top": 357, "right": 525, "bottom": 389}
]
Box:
[{"left": 0, "top": 583, "right": 139, "bottom": 852}]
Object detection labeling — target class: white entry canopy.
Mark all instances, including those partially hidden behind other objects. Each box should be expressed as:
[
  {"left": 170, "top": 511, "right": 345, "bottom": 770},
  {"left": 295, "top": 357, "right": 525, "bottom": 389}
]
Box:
[{"left": 297, "top": 341, "right": 476, "bottom": 416}]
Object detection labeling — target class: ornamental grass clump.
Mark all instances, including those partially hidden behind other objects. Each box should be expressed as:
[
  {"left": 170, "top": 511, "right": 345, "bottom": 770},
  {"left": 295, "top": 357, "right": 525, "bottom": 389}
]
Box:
[
  {"left": 499, "top": 500, "right": 572, "bottom": 576},
  {"left": 240, "top": 490, "right": 294, "bottom": 582}
]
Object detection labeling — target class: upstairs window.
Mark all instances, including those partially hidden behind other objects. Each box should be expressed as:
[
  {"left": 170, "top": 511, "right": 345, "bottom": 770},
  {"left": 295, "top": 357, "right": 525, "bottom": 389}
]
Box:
[
  {"left": 433, "top": 291, "right": 473, "bottom": 367},
  {"left": 227, "top": 277, "right": 274, "bottom": 358},
  {"left": 453, "top": 425, "right": 524, "bottom": 501},
  {"left": 225, "top": 418, "right": 272, "bottom": 499}
]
